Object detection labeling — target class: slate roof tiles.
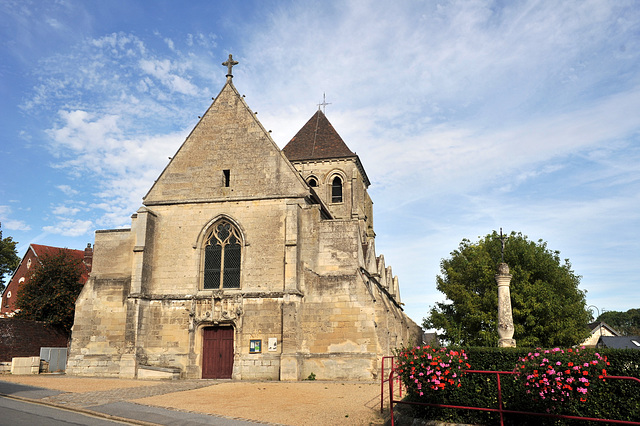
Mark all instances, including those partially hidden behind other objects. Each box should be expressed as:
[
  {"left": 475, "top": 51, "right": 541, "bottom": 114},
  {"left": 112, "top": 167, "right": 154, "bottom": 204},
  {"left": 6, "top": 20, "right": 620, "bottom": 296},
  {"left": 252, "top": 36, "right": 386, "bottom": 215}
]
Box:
[{"left": 283, "top": 110, "right": 356, "bottom": 161}]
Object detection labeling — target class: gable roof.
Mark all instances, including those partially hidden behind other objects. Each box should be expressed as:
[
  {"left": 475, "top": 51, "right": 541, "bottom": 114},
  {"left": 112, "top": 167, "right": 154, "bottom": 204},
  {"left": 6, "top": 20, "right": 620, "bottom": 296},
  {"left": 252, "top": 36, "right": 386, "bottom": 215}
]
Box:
[
  {"left": 30, "top": 244, "right": 91, "bottom": 284},
  {"left": 283, "top": 110, "right": 356, "bottom": 161},
  {"left": 587, "top": 321, "right": 622, "bottom": 336},
  {"left": 144, "top": 80, "right": 309, "bottom": 205}
]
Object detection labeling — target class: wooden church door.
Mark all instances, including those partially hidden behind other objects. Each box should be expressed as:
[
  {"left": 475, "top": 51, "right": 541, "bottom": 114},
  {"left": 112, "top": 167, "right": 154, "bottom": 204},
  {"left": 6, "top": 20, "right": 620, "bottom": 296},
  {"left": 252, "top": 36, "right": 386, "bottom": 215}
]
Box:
[{"left": 202, "top": 327, "right": 234, "bottom": 379}]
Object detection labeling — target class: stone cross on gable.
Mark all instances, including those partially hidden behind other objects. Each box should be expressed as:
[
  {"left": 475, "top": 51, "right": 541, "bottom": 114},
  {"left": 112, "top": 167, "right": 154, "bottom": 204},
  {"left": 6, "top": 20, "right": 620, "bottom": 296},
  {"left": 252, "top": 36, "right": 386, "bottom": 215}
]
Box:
[{"left": 222, "top": 54, "right": 239, "bottom": 78}]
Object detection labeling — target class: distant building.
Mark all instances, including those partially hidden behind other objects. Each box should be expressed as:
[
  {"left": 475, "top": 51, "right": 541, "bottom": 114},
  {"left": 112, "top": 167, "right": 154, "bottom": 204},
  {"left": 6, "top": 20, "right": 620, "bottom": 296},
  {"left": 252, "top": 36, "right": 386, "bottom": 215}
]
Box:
[
  {"left": 67, "top": 61, "right": 422, "bottom": 381},
  {"left": 1, "top": 244, "right": 92, "bottom": 317},
  {"left": 597, "top": 335, "right": 640, "bottom": 350}
]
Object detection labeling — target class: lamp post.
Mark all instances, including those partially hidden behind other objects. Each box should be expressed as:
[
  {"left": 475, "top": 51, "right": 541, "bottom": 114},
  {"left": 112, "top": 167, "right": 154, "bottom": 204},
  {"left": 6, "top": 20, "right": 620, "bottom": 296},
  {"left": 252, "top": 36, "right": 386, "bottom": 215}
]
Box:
[{"left": 588, "top": 305, "right": 603, "bottom": 346}]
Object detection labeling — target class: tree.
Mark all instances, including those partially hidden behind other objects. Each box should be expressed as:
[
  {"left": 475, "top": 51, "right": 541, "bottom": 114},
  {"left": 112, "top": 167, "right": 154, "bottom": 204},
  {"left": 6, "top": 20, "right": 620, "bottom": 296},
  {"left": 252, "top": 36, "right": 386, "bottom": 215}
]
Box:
[
  {"left": 424, "top": 231, "right": 591, "bottom": 348},
  {"left": 597, "top": 308, "right": 640, "bottom": 336},
  {"left": 15, "top": 249, "right": 85, "bottom": 334},
  {"left": 0, "top": 222, "right": 20, "bottom": 292}
]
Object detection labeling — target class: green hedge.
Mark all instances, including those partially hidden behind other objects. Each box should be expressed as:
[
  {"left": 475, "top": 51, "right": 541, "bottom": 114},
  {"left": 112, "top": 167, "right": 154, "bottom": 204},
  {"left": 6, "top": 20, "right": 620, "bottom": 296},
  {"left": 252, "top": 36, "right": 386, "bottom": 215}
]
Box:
[{"left": 396, "top": 346, "right": 640, "bottom": 425}]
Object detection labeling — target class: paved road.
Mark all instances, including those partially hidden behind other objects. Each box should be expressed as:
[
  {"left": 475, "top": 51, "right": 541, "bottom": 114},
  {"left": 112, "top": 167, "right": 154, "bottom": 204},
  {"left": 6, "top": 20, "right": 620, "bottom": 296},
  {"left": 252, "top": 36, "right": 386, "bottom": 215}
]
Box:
[
  {"left": 0, "top": 380, "right": 265, "bottom": 425},
  {"left": 0, "top": 396, "right": 130, "bottom": 425}
]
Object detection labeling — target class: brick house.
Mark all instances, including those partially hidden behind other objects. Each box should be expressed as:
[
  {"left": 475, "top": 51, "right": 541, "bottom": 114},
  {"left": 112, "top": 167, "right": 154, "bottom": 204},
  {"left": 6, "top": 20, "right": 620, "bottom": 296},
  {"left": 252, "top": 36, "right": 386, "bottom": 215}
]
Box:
[{"left": 1, "top": 244, "right": 92, "bottom": 317}]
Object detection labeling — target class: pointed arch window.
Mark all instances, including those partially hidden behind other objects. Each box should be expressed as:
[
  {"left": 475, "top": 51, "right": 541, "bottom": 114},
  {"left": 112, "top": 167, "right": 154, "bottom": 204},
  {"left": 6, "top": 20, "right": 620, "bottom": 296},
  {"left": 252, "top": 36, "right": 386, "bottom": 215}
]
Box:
[
  {"left": 308, "top": 177, "right": 318, "bottom": 187},
  {"left": 331, "top": 176, "right": 343, "bottom": 203},
  {"left": 203, "top": 220, "right": 242, "bottom": 289}
]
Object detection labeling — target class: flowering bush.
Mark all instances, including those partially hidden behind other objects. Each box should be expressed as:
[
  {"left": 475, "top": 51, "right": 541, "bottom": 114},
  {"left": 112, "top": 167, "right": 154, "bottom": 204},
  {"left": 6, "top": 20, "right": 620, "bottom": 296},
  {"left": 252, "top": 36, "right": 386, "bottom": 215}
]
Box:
[
  {"left": 516, "top": 347, "right": 609, "bottom": 405},
  {"left": 395, "top": 345, "right": 470, "bottom": 396}
]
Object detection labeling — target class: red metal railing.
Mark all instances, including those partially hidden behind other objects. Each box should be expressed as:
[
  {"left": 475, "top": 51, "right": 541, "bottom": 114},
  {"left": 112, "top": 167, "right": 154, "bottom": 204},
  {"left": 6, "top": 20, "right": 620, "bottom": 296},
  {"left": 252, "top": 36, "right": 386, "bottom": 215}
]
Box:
[
  {"left": 380, "top": 356, "right": 403, "bottom": 413},
  {"left": 388, "top": 369, "right": 640, "bottom": 426}
]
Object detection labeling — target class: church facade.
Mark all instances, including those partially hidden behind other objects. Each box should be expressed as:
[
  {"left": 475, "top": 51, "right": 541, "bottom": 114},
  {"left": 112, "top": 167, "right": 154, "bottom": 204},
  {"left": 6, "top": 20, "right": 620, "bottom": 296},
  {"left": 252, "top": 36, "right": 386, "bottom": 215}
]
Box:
[{"left": 67, "top": 61, "right": 422, "bottom": 380}]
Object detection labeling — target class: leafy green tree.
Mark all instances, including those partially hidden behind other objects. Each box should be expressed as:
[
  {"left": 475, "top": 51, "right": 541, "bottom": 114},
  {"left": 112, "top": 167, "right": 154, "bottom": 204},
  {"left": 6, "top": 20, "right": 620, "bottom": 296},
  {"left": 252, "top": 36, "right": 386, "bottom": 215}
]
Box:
[
  {"left": 15, "top": 249, "right": 85, "bottom": 334},
  {"left": 597, "top": 308, "right": 640, "bottom": 336},
  {"left": 0, "top": 222, "right": 20, "bottom": 292},
  {"left": 424, "top": 231, "right": 591, "bottom": 347}
]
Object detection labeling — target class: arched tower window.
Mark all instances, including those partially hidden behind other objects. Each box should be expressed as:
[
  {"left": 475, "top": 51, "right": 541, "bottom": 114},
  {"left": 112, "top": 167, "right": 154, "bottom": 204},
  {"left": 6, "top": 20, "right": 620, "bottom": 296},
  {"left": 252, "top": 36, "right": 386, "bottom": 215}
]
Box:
[
  {"left": 203, "top": 220, "right": 242, "bottom": 289},
  {"left": 331, "top": 176, "right": 343, "bottom": 203},
  {"left": 307, "top": 177, "right": 318, "bottom": 187}
]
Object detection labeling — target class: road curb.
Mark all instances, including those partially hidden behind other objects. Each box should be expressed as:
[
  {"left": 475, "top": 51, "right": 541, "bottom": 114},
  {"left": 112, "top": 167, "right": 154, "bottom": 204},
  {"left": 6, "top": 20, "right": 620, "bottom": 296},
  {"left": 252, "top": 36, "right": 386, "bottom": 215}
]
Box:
[{"left": 0, "top": 392, "right": 158, "bottom": 425}]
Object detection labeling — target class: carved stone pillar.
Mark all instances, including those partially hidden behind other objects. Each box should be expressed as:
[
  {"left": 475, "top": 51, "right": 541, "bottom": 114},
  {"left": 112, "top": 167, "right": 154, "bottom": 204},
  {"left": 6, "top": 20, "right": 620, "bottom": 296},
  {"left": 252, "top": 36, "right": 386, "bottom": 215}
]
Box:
[{"left": 496, "top": 263, "right": 516, "bottom": 347}]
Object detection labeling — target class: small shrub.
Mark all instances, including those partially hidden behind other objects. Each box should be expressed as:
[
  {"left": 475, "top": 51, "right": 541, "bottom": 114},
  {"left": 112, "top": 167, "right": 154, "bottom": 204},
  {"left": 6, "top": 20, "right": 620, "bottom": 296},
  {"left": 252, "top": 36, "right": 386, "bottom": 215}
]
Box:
[
  {"left": 516, "top": 347, "right": 608, "bottom": 408},
  {"left": 395, "top": 345, "right": 470, "bottom": 396}
]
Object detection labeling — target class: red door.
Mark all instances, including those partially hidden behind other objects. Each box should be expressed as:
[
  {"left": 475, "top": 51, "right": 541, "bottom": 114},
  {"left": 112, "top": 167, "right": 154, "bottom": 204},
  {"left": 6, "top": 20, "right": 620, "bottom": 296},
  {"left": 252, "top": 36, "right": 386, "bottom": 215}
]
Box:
[{"left": 202, "top": 327, "right": 234, "bottom": 379}]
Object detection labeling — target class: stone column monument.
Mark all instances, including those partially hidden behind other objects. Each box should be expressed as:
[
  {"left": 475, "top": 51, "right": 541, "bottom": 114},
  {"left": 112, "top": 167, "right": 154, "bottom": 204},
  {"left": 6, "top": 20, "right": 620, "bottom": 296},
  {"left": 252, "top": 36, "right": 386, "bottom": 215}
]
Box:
[
  {"left": 496, "top": 229, "right": 516, "bottom": 347},
  {"left": 496, "top": 262, "right": 516, "bottom": 347}
]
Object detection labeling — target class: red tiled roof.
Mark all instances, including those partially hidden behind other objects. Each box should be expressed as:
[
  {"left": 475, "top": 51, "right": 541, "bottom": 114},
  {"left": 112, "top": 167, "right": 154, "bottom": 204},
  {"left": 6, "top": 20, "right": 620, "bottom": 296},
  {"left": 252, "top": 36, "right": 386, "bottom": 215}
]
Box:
[
  {"left": 30, "top": 244, "right": 91, "bottom": 284},
  {"left": 283, "top": 110, "right": 356, "bottom": 161}
]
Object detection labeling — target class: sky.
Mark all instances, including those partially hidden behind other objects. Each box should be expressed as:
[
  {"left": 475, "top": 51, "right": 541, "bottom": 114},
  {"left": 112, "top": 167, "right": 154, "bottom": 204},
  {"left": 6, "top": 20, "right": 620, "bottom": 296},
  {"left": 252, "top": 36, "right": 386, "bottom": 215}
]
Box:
[{"left": 1, "top": 0, "right": 638, "bottom": 325}]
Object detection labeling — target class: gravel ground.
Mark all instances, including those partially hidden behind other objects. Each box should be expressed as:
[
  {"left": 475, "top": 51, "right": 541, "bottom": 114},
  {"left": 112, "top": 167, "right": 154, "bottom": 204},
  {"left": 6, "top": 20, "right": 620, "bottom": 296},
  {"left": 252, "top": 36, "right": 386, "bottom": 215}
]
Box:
[
  {"left": 0, "top": 375, "right": 387, "bottom": 425},
  {"left": 134, "top": 381, "right": 385, "bottom": 425}
]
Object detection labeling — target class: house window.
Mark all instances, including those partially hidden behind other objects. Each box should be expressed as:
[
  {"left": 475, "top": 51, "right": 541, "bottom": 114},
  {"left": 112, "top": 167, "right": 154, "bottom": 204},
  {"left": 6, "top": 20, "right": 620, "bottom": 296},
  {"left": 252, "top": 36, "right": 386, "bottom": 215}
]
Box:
[
  {"left": 27, "top": 259, "right": 31, "bottom": 269},
  {"left": 331, "top": 176, "right": 343, "bottom": 203},
  {"left": 308, "top": 177, "right": 318, "bottom": 187},
  {"left": 223, "top": 170, "right": 230, "bottom": 187},
  {"left": 203, "top": 220, "right": 241, "bottom": 289}
]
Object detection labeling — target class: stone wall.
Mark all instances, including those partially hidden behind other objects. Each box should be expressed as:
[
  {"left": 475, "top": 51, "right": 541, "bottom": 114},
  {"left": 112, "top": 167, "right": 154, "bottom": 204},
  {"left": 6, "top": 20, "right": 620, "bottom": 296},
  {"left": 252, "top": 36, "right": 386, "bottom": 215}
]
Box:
[{"left": 66, "top": 230, "right": 132, "bottom": 376}]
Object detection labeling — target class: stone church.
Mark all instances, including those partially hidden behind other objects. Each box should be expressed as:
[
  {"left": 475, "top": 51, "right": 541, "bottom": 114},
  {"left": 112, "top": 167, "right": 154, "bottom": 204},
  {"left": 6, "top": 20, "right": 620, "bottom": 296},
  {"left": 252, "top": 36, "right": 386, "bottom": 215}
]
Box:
[{"left": 67, "top": 57, "right": 422, "bottom": 380}]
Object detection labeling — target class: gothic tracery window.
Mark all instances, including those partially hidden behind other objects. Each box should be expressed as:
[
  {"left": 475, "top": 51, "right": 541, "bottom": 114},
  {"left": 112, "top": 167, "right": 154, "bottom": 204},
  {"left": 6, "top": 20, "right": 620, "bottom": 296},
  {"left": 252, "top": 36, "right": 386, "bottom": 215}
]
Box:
[
  {"left": 331, "top": 176, "right": 343, "bottom": 203},
  {"left": 203, "top": 220, "right": 242, "bottom": 289}
]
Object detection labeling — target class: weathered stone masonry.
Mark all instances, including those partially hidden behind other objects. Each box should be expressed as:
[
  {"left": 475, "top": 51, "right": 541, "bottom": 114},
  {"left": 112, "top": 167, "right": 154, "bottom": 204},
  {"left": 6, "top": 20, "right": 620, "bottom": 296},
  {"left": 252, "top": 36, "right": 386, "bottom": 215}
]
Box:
[{"left": 67, "top": 73, "right": 422, "bottom": 380}]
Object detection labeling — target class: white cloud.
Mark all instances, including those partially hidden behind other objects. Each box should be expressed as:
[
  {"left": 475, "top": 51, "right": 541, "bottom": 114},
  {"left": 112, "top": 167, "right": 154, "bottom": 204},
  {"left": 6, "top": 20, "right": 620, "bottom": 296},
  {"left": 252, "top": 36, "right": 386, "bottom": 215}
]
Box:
[
  {"left": 42, "top": 219, "right": 93, "bottom": 237},
  {"left": 51, "top": 205, "right": 81, "bottom": 216},
  {"left": 139, "top": 58, "right": 199, "bottom": 96},
  {"left": 57, "top": 185, "right": 79, "bottom": 196},
  {"left": 0, "top": 206, "right": 31, "bottom": 231},
  {"left": 48, "top": 110, "right": 120, "bottom": 154},
  {"left": 45, "top": 17, "right": 63, "bottom": 30},
  {"left": 2, "top": 220, "right": 32, "bottom": 232}
]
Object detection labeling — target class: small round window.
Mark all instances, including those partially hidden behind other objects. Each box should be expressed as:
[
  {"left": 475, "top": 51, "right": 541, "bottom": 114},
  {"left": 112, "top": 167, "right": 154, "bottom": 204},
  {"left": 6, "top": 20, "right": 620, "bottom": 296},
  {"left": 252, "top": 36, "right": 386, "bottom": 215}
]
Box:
[
  {"left": 6, "top": 291, "right": 11, "bottom": 298},
  {"left": 27, "top": 259, "right": 31, "bottom": 269}
]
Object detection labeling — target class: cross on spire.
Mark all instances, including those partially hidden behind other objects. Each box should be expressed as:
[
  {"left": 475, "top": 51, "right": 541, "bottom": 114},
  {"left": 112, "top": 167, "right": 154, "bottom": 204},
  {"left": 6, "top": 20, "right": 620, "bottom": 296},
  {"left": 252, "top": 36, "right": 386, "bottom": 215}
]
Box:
[
  {"left": 317, "top": 93, "right": 331, "bottom": 114},
  {"left": 222, "top": 54, "right": 239, "bottom": 79}
]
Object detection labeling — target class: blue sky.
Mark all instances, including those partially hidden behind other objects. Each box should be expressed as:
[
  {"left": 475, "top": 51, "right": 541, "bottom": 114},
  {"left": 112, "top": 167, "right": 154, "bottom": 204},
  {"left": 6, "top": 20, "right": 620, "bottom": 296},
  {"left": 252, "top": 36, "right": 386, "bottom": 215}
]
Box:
[{"left": 1, "top": 0, "right": 638, "bottom": 324}]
